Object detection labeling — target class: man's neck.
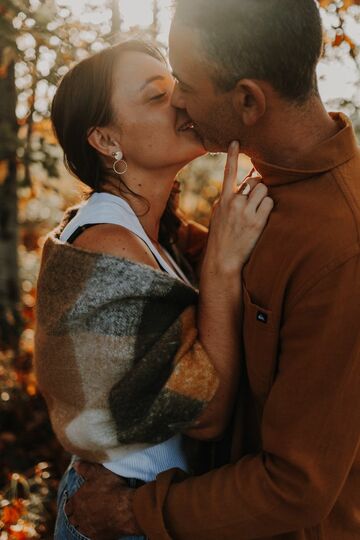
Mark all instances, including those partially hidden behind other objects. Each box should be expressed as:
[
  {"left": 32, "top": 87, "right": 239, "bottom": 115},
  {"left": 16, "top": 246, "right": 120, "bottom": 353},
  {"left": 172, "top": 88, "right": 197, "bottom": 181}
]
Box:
[{"left": 246, "top": 97, "right": 339, "bottom": 168}]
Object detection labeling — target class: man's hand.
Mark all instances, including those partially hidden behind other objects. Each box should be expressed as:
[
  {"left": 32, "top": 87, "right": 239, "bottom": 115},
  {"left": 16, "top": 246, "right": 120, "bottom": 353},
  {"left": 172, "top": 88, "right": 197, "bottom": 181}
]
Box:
[{"left": 65, "top": 462, "right": 143, "bottom": 540}]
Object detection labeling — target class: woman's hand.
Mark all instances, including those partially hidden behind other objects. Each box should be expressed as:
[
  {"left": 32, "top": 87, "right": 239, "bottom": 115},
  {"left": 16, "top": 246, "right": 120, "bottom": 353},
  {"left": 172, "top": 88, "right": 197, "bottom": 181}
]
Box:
[
  {"left": 205, "top": 140, "right": 273, "bottom": 276},
  {"left": 190, "top": 141, "right": 273, "bottom": 440}
]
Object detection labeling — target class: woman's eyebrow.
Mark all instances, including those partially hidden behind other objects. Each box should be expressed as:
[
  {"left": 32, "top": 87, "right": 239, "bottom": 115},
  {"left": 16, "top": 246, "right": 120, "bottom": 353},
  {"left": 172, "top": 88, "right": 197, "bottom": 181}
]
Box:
[{"left": 140, "top": 75, "right": 167, "bottom": 91}]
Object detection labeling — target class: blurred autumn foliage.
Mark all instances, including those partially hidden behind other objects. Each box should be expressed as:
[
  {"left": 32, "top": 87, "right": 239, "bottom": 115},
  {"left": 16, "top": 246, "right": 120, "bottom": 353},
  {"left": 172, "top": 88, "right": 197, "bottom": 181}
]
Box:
[
  {"left": 321, "top": 0, "right": 360, "bottom": 8},
  {"left": 320, "top": 0, "right": 360, "bottom": 54},
  {"left": 0, "top": 0, "right": 359, "bottom": 538}
]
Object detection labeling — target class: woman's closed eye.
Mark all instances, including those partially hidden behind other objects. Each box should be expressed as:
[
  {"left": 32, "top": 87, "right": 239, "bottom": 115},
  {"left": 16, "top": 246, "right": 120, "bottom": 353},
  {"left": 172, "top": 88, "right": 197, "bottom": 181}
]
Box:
[{"left": 150, "top": 92, "right": 168, "bottom": 101}]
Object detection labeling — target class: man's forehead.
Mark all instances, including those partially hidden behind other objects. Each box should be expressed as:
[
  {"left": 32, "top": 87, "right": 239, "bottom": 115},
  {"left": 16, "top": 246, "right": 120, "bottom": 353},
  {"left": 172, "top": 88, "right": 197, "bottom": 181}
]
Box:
[{"left": 169, "top": 22, "right": 211, "bottom": 89}]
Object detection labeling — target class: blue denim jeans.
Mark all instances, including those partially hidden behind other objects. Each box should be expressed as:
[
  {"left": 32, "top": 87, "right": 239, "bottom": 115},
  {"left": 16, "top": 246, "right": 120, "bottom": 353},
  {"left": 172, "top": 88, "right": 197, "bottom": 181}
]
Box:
[{"left": 54, "top": 465, "right": 146, "bottom": 539}]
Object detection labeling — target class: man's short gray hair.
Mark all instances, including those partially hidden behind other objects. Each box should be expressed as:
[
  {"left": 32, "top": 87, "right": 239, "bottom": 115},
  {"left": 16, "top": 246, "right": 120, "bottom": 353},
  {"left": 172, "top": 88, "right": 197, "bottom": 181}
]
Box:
[{"left": 174, "top": 0, "right": 323, "bottom": 103}]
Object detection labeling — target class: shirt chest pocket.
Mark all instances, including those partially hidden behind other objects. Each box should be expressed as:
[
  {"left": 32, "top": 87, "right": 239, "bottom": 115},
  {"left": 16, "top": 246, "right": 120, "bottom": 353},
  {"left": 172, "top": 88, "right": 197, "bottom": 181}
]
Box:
[{"left": 243, "top": 287, "right": 280, "bottom": 405}]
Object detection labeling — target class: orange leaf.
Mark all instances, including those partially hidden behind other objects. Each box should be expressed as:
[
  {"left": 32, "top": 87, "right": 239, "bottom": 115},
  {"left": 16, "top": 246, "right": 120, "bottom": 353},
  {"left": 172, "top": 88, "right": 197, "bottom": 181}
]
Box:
[
  {"left": 2, "top": 505, "right": 21, "bottom": 526},
  {"left": 332, "top": 34, "right": 345, "bottom": 47}
]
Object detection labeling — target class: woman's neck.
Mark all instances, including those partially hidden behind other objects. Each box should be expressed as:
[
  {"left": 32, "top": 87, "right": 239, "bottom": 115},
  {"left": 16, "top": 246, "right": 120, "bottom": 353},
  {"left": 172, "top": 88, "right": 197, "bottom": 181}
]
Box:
[{"left": 101, "top": 167, "right": 178, "bottom": 242}]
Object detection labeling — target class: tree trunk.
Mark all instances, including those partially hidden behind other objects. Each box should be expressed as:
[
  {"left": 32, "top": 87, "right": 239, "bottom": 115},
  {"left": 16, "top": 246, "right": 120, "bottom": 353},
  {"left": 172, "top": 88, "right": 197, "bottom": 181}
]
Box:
[
  {"left": 151, "top": 0, "right": 160, "bottom": 41},
  {"left": 111, "top": 0, "right": 122, "bottom": 37},
  {"left": 0, "top": 45, "right": 22, "bottom": 350}
]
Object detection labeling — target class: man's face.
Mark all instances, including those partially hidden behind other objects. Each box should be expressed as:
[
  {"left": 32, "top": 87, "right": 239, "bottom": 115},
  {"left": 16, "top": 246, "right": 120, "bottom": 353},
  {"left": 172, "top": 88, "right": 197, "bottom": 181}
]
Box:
[{"left": 169, "top": 22, "right": 245, "bottom": 153}]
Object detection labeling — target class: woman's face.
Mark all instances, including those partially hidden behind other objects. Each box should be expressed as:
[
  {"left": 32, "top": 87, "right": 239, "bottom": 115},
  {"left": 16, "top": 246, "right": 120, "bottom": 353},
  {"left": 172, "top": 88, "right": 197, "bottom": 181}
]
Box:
[{"left": 109, "top": 51, "right": 206, "bottom": 172}]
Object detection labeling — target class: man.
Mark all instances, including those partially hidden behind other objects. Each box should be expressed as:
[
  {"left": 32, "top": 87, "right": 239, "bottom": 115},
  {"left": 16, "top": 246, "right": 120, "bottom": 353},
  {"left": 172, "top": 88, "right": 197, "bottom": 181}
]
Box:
[{"left": 67, "top": 0, "right": 360, "bottom": 538}]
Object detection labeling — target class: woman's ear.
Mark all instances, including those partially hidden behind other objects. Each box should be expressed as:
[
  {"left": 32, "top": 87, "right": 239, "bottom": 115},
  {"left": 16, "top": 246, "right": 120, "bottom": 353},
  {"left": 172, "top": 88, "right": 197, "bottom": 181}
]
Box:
[
  {"left": 232, "top": 79, "right": 266, "bottom": 126},
  {"left": 87, "top": 127, "right": 119, "bottom": 158}
]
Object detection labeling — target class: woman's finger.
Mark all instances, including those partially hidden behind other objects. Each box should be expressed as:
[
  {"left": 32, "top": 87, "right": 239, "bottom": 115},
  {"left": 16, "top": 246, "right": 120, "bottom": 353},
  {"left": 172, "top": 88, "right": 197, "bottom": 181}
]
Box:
[
  {"left": 246, "top": 183, "right": 269, "bottom": 212},
  {"left": 221, "top": 141, "right": 240, "bottom": 200},
  {"left": 257, "top": 196, "right": 274, "bottom": 223},
  {"left": 237, "top": 177, "right": 260, "bottom": 195}
]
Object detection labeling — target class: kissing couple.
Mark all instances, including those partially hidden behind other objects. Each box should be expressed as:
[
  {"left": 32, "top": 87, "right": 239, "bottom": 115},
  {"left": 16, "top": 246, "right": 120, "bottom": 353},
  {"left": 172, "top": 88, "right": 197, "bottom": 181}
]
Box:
[{"left": 35, "top": 0, "right": 360, "bottom": 539}]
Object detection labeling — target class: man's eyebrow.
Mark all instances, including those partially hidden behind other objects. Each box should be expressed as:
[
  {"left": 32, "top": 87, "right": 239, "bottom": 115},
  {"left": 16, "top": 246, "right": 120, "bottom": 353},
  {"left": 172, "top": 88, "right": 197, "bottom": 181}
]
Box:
[
  {"left": 172, "top": 72, "right": 193, "bottom": 90},
  {"left": 140, "top": 75, "right": 166, "bottom": 91}
]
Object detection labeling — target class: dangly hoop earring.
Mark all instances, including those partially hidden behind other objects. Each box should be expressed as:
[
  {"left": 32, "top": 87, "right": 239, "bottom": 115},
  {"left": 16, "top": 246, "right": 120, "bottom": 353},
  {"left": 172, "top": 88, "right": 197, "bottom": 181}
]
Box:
[{"left": 112, "top": 150, "right": 128, "bottom": 175}]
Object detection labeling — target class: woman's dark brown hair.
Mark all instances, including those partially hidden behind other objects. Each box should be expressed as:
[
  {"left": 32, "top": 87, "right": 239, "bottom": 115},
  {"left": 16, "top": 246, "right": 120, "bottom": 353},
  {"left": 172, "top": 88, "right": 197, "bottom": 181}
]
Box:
[{"left": 51, "top": 40, "right": 180, "bottom": 245}]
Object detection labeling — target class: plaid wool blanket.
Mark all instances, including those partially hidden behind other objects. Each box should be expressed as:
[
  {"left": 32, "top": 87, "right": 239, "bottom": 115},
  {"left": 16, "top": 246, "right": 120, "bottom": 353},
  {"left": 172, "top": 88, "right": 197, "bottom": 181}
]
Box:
[{"left": 34, "top": 230, "right": 218, "bottom": 463}]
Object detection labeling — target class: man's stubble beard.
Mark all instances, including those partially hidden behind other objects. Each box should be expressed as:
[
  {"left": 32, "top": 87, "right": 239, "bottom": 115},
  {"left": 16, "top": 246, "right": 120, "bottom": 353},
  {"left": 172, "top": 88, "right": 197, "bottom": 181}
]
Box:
[
  {"left": 201, "top": 125, "right": 248, "bottom": 154},
  {"left": 199, "top": 101, "right": 248, "bottom": 153}
]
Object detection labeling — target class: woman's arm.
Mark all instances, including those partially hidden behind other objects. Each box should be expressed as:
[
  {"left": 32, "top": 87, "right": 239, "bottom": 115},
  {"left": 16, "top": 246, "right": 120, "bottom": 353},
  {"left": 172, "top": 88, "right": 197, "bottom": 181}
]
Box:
[
  {"left": 186, "top": 142, "right": 273, "bottom": 439},
  {"left": 72, "top": 144, "right": 273, "bottom": 442}
]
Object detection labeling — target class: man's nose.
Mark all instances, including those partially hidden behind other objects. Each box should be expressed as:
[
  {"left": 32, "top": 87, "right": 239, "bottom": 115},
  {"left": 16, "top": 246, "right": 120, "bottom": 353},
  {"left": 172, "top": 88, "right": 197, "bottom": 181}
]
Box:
[{"left": 171, "top": 83, "right": 186, "bottom": 110}]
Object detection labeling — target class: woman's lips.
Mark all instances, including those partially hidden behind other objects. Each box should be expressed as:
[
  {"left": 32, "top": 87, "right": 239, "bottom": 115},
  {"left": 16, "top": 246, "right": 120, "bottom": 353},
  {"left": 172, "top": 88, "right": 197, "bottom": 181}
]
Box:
[
  {"left": 176, "top": 119, "right": 205, "bottom": 146},
  {"left": 177, "top": 120, "right": 195, "bottom": 132}
]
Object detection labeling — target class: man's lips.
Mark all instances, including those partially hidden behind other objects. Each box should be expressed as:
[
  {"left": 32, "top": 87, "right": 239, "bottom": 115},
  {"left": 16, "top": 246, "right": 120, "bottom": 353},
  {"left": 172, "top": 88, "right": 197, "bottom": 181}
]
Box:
[
  {"left": 177, "top": 120, "right": 195, "bottom": 132},
  {"left": 176, "top": 118, "right": 205, "bottom": 146}
]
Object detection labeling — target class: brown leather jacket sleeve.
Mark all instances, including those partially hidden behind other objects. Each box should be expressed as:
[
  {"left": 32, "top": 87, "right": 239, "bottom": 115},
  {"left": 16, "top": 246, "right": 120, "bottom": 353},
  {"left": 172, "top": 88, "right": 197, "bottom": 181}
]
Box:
[{"left": 133, "top": 254, "right": 360, "bottom": 539}]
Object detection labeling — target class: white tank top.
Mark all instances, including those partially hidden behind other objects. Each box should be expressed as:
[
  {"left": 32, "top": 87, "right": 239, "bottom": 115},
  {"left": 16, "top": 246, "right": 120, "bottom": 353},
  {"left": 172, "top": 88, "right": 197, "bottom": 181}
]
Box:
[{"left": 59, "top": 192, "right": 190, "bottom": 481}]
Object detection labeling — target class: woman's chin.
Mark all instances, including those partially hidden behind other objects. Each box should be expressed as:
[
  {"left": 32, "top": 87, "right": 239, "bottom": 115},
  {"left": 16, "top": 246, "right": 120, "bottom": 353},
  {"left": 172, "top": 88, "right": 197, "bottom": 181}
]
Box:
[
  {"left": 180, "top": 136, "right": 207, "bottom": 160},
  {"left": 181, "top": 147, "right": 207, "bottom": 166}
]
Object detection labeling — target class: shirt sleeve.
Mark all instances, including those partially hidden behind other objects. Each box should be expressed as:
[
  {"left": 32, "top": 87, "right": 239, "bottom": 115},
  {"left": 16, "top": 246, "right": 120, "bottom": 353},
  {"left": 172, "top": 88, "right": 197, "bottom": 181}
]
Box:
[{"left": 133, "top": 254, "right": 360, "bottom": 539}]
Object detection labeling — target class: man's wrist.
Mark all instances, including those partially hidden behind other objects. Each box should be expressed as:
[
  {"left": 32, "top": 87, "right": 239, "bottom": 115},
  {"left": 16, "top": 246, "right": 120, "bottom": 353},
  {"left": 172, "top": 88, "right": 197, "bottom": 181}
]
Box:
[{"left": 132, "top": 483, "right": 157, "bottom": 538}]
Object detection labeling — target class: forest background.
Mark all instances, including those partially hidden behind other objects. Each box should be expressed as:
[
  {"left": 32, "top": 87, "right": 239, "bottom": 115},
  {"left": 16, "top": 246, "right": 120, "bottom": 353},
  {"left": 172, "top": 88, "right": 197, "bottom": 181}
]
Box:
[{"left": 0, "top": 0, "right": 359, "bottom": 538}]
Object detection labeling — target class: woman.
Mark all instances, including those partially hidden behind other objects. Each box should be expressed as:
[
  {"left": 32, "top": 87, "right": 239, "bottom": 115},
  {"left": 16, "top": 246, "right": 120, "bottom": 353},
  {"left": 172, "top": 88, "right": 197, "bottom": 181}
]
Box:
[{"left": 34, "top": 40, "right": 273, "bottom": 539}]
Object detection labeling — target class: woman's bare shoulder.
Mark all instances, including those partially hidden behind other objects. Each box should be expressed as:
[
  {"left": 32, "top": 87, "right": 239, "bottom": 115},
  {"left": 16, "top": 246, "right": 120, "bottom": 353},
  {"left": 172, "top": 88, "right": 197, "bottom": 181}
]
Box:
[{"left": 72, "top": 223, "right": 159, "bottom": 270}]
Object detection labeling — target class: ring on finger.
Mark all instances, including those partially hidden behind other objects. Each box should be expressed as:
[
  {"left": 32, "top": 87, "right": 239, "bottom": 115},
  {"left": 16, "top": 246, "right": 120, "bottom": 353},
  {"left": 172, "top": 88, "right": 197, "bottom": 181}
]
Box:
[{"left": 238, "top": 181, "right": 251, "bottom": 196}]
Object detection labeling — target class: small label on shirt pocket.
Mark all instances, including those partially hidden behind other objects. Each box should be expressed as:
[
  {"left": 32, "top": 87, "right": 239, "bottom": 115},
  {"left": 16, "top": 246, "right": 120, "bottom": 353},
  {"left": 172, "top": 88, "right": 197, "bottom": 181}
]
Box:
[{"left": 243, "top": 286, "right": 280, "bottom": 405}]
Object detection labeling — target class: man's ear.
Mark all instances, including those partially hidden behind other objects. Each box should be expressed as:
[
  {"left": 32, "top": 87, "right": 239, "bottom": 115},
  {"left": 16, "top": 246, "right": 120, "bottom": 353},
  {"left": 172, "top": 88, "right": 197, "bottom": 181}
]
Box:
[
  {"left": 232, "top": 79, "right": 266, "bottom": 126},
  {"left": 87, "top": 127, "right": 119, "bottom": 158}
]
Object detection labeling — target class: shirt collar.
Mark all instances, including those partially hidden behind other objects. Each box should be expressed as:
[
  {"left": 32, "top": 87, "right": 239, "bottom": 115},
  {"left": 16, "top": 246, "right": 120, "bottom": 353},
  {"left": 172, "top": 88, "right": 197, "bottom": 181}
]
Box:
[{"left": 251, "top": 113, "right": 359, "bottom": 187}]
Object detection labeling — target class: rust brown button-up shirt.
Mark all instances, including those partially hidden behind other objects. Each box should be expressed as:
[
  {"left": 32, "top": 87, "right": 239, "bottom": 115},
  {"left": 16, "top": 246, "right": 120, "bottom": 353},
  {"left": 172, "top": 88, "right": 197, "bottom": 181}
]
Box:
[{"left": 133, "top": 113, "right": 360, "bottom": 540}]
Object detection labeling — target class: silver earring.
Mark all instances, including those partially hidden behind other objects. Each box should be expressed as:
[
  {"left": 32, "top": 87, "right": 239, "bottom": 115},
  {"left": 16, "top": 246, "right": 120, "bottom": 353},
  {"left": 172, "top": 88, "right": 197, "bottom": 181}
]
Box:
[{"left": 112, "top": 150, "right": 128, "bottom": 175}]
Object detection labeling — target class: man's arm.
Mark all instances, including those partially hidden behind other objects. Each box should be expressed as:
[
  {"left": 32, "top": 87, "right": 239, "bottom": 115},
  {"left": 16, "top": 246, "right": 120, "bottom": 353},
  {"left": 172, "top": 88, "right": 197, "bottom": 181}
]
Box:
[{"left": 133, "top": 253, "right": 360, "bottom": 539}]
